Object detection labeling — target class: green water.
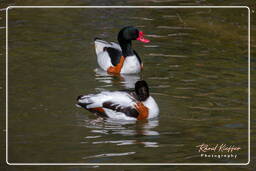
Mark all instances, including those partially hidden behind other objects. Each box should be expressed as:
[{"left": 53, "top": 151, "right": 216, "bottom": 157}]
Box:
[{"left": 4, "top": 6, "right": 249, "bottom": 165}]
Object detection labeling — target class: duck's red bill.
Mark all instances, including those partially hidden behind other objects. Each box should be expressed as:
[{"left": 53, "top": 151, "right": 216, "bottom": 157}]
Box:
[{"left": 136, "top": 31, "right": 150, "bottom": 43}]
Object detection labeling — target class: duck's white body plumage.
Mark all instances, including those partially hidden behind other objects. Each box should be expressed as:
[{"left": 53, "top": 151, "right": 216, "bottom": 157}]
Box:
[
  {"left": 94, "top": 39, "right": 141, "bottom": 74},
  {"left": 77, "top": 91, "right": 159, "bottom": 120}
]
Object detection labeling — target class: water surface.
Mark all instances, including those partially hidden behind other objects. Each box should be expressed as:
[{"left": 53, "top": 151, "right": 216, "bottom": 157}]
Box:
[{"left": 7, "top": 7, "right": 249, "bottom": 163}]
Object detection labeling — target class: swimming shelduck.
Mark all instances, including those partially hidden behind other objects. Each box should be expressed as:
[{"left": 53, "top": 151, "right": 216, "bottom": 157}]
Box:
[
  {"left": 94, "top": 26, "right": 150, "bottom": 74},
  {"left": 76, "top": 80, "right": 159, "bottom": 120}
]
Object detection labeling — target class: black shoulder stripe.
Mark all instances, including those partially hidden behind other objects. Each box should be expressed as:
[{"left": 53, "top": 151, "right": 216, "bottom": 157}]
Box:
[
  {"left": 104, "top": 47, "right": 123, "bottom": 66},
  {"left": 124, "top": 108, "right": 139, "bottom": 118},
  {"left": 103, "top": 101, "right": 139, "bottom": 118}
]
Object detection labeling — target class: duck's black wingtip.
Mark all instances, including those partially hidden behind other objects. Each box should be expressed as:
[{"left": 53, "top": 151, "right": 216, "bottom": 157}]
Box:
[
  {"left": 77, "top": 95, "right": 83, "bottom": 101},
  {"left": 94, "top": 37, "right": 101, "bottom": 41}
]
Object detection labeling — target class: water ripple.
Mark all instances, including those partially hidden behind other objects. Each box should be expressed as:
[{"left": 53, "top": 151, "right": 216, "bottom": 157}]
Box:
[
  {"left": 189, "top": 106, "right": 245, "bottom": 111},
  {"left": 85, "top": 135, "right": 102, "bottom": 139},
  {"left": 149, "top": 53, "right": 187, "bottom": 58},
  {"left": 144, "top": 45, "right": 160, "bottom": 48},
  {"left": 146, "top": 34, "right": 166, "bottom": 38},
  {"left": 162, "top": 15, "right": 178, "bottom": 18},
  {"left": 130, "top": 17, "right": 154, "bottom": 21},
  {"left": 168, "top": 33, "right": 190, "bottom": 37},
  {"left": 151, "top": 0, "right": 189, "bottom": 3},
  {"left": 92, "top": 140, "right": 134, "bottom": 145},
  {"left": 83, "top": 152, "right": 136, "bottom": 159},
  {"left": 157, "top": 26, "right": 196, "bottom": 30}
]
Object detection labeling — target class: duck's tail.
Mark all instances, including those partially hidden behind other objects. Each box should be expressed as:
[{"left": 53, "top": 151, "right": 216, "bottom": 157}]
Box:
[
  {"left": 94, "top": 38, "right": 112, "bottom": 55},
  {"left": 76, "top": 94, "right": 107, "bottom": 117}
]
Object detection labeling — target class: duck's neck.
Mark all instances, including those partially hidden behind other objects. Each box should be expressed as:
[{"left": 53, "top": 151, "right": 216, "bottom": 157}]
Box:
[{"left": 118, "top": 39, "right": 134, "bottom": 57}]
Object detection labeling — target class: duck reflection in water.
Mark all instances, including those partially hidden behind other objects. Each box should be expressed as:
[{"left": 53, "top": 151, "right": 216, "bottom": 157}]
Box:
[
  {"left": 94, "top": 68, "right": 141, "bottom": 89},
  {"left": 83, "top": 118, "right": 160, "bottom": 148}
]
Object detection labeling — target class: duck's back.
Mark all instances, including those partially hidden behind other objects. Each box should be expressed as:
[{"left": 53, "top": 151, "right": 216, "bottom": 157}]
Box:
[{"left": 94, "top": 39, "right": 123, "bottom": 70}]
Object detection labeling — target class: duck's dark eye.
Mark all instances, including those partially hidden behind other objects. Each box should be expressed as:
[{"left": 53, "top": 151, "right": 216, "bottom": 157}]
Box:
[{"left": 132, "top": 29, "right": 139, "bottom": 39}]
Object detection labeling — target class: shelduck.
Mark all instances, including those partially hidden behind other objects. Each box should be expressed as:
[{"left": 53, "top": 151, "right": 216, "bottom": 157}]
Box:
[
  {"left": 94, "top": 26, "right": 150, "bottom": 74},
  {"left": 76, "top": 80, "right": 159, "bottom": 120}
]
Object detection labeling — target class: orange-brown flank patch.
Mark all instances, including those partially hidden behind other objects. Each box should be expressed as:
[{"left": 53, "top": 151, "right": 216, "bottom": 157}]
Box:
[
  {"left": 135, "top": 102, "right": 149, "bottom": 120},
  {"left": 90, "top": 107, "right": 105, "bottom": 113},
  {"left": 107, "top": 56, "right": 125, "bottom": 74}
]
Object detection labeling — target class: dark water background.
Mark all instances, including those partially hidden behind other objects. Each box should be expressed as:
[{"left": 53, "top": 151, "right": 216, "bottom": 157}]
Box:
[{"left": 1, "top": 0, "right": 255, "bottom": 170}]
